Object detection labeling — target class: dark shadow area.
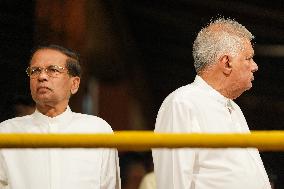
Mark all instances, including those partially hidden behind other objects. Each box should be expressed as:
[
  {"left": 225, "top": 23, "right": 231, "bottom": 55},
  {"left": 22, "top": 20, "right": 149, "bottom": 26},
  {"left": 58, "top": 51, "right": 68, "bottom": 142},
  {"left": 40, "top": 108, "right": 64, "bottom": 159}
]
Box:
[{"left": 0, "top": 1, "right": 34, "bottom": 121}]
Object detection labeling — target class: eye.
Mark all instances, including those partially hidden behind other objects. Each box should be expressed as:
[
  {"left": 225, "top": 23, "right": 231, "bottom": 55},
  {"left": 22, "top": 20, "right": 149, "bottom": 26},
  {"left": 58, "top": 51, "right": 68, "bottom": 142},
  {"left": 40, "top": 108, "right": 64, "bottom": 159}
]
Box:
[
  {"left": 246, "top": 57, "right": 253, "bottom": 61},
  {"left": 47, "top": 65, "right": 61, "bottom": 73},
  {"left": 30, "top": 67, "right": 41, "bottom": 75}
]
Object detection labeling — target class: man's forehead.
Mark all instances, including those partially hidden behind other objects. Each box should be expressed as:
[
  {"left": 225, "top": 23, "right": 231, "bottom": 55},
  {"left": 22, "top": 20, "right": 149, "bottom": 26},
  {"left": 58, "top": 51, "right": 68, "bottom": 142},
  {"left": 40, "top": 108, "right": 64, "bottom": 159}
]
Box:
[
  {"left": 244, "top": 40, "right": 254, "bottom": 54},
  {"left": 31, "top": 49, "right": 68, "bottom": 65},
  {"left": 33, "top": 48, "right": 68, "bottom": 58}
]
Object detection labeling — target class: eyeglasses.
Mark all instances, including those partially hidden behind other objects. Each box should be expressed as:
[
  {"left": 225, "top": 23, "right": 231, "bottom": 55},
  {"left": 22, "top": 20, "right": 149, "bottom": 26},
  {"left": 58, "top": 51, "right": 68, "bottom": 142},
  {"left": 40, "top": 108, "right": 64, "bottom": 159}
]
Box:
[{"left": 26, "top": 65, "right": 67, "bottom": 78}]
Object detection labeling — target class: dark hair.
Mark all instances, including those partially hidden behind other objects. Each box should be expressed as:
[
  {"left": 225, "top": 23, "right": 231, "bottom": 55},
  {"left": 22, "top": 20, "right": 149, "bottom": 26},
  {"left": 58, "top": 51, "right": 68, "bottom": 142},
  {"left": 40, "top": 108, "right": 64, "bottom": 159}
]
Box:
[{"left": 30, "top": 44, "right": 82, "bottom": 78}]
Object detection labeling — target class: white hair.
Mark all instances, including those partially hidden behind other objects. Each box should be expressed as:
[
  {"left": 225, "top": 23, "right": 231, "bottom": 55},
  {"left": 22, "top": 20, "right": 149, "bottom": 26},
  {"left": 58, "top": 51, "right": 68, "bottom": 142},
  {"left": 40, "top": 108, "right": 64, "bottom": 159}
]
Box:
[{"left": 192, "top": 18, "right": 254, "bottom": 73}]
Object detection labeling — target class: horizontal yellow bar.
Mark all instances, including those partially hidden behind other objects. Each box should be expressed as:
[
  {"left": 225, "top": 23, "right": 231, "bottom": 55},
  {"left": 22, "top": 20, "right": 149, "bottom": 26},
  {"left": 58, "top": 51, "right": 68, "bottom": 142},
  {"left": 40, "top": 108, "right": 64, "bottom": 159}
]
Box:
[{"left": 0, "top": 131, "right": 283, "bottom": 151}]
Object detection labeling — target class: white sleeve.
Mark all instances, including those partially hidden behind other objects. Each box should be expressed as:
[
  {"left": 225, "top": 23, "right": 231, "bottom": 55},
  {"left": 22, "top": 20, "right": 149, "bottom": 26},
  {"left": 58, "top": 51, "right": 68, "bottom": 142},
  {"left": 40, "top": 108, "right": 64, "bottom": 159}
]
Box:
[
  {"left": 100, "top": 148, "right": 121, "bottom": 189},
  {"left": 0, "top": 151, "right": 8, "bottom": 189},
  {"left": 153, "top": 100, "right": 199, "bottom": 189},
  {"left": 138, "top": 172, "right": 156, "bottom": 189}
]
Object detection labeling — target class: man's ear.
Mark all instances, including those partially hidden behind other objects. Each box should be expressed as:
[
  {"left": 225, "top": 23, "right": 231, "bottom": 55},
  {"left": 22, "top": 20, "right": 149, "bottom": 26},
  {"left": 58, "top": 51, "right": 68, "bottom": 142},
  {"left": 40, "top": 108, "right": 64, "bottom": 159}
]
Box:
[
  {"left": 70, "top": 77, "right": 80, "bottom": 95},
  {"left": 218, "top": 55, "right": 232, "bottom": 76}
]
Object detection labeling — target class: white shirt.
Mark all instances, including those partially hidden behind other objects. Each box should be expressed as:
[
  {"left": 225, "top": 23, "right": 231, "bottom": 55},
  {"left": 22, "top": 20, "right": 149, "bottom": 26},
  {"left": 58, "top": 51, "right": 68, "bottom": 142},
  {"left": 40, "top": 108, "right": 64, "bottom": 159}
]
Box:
[
  {"left": 0, "top": 107, "right": 120, "bottom": 189},
  {"left": 152, "top": 76, "right": 271, "bottom": 189},
  {"left": 138, "top": 172, "right": 156, "bottom": 189}
]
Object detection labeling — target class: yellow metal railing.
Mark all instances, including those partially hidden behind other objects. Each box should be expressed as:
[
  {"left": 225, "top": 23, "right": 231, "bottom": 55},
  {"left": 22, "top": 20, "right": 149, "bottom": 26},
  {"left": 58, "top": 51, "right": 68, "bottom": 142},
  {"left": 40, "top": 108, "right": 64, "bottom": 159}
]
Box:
[{"left": 0, "top": 131, "right": 283, "bottom": 151}]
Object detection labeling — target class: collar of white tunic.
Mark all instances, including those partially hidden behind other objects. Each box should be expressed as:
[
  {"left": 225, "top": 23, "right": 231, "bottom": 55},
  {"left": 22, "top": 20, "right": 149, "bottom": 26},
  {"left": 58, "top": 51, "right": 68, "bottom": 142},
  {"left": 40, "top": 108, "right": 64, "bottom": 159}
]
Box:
[
  {"left": 32, "top": 106, "right": 73, "bottom": 127},
  {"left": 194, "top": 75, "right": 233, "bottom": 111}
]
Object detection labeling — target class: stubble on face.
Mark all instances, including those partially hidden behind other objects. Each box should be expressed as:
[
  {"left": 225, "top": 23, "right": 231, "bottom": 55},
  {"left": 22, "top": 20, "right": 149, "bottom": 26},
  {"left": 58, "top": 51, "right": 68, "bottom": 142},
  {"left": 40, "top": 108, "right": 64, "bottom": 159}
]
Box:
[{"left": 227, "top": 40, "right": 257, "bottom": 99}]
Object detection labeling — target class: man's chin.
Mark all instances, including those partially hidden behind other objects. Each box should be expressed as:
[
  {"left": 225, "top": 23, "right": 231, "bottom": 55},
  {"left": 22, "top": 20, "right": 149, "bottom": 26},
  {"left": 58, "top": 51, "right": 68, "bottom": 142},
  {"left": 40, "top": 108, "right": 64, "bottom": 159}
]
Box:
[
  {"left": 34, "top": 96, "right": 51, "bottom": 103},
  {"left": 247, "top": 82, "right": 253, "bottom": 90}
]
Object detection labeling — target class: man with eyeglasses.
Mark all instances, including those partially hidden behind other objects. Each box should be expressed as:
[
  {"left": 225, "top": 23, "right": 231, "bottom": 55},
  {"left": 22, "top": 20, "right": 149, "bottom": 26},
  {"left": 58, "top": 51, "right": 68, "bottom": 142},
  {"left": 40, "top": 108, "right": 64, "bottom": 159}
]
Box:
[{"left": 0, "top": 45, "right": 121, "bottom": 189}]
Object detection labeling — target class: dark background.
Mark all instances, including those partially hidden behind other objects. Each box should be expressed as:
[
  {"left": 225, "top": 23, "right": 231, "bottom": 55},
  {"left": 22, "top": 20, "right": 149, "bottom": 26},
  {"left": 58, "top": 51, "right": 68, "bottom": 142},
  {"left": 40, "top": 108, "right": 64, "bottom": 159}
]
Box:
[{"left": 0, "top": 0, "right": 283, "bottom": 188}]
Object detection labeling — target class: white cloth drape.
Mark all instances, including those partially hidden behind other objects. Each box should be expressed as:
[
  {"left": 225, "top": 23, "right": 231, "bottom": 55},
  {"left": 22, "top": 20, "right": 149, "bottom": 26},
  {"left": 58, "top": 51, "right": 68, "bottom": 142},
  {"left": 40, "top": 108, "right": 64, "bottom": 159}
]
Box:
[
  {"left": 153, "top": 76, "right": 271, "bottom": 189},
  {"left": 0, "top": 107, "right": 120, "bottom": 189}
]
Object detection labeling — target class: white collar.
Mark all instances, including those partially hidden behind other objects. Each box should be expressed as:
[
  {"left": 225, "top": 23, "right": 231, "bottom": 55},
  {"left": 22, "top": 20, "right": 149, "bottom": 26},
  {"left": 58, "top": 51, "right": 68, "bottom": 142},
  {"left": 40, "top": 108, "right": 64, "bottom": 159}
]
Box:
[
  {"left": 32, "top": 106, "right": 73, "bottom": 126},
  {"left": 194, "top": 75, "right": 233, "bottom": 109}
]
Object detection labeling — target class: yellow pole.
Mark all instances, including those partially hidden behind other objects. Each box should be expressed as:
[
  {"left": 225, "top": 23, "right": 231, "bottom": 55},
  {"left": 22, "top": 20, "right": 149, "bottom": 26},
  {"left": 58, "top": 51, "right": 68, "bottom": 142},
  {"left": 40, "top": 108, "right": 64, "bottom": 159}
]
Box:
[{"left": 0, "top": 131, "right": 283, "bottom": 151}]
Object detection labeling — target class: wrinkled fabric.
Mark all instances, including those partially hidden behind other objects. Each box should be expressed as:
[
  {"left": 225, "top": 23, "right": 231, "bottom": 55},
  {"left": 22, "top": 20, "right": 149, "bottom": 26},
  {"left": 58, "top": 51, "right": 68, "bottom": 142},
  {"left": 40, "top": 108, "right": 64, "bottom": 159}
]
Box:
[
  {"left": 153, "top": 75, "right": 271, "bottom": 189},
  {"left": 0, "top": 107, "right": 120, "bottom": 189}
]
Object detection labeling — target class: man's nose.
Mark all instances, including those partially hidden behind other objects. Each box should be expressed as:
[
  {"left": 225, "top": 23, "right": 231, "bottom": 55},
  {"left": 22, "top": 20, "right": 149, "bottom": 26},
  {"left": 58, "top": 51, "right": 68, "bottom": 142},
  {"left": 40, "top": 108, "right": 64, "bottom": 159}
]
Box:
[
  {"left": 37, "top": 69, "right": 49, "bottom": 80},
  {"left": 252, "top": 60, "right": 258, "bottom": 73}
]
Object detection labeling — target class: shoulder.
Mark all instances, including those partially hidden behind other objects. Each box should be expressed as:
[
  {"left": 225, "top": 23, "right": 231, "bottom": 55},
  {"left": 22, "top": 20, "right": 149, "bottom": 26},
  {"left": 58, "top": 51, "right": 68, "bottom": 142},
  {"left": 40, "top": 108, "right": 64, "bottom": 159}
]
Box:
[
  {"left": 160, "top": 83, "right": 202, "bottom": 109},
  {"left": 71, "top": 112, "right": 113, "bottom": 133},
  {"left": 0, "top": 115, "right": 33, "bottom": 132}
]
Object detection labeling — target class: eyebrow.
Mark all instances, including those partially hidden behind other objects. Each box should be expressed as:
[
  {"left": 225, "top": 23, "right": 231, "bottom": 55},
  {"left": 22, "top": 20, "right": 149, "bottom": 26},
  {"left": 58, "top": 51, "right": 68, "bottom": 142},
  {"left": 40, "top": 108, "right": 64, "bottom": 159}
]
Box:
[{"left": 30, "top": 65, "right": 63, "bottom": 68}]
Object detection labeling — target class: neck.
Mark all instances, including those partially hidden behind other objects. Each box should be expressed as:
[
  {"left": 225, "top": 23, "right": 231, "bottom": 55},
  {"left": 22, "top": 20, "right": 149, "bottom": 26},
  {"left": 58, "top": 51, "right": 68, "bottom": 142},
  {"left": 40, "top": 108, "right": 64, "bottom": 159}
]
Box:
[
  {"left": 36, "top": 101, "right": 68, "bottom": 117},
  {"left": 199, "top": 71, "right": 235, "bottom": 99}
]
